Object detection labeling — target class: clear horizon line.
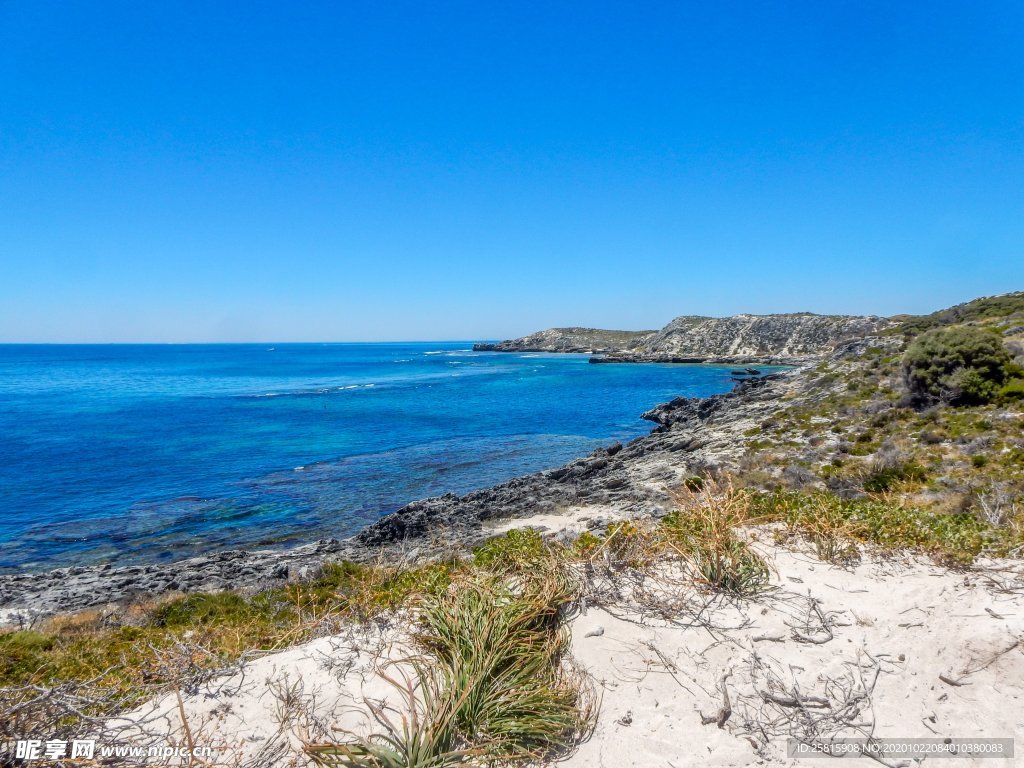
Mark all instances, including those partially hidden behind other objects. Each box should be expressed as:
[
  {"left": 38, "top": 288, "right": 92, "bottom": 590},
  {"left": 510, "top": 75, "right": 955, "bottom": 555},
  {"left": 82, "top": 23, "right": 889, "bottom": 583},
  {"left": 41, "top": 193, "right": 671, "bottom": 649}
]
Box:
[{"left": 0, "top": 340, "right": 501, "bottom": 346}]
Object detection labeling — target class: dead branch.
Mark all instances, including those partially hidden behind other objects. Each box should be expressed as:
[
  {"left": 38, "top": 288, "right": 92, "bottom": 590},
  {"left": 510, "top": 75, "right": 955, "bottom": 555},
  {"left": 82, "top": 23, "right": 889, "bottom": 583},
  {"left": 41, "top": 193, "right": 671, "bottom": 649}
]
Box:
[{"left": 699, "top": 671, "right": 733, "bottom": 728}]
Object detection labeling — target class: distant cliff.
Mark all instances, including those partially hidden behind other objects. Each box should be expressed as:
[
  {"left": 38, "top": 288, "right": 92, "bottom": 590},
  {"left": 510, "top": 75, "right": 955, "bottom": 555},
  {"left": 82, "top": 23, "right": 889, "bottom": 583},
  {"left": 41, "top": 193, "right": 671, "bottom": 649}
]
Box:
[
  {"left": 475, "top": 313, "right": 894, "bottom": 363},
  {"left": 633, "top": 313, "right": 895, "bottom": 361},
  {"left": 473, "top": 327, "right": 656, "bottom": 353}
]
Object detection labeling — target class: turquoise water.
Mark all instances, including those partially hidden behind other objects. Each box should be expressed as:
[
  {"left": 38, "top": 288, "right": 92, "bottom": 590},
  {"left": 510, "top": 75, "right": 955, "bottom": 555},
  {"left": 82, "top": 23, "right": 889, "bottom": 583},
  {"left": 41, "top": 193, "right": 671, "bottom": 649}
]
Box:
[{"left": 0, "top": 344, "right": 744, "bottom": 572}]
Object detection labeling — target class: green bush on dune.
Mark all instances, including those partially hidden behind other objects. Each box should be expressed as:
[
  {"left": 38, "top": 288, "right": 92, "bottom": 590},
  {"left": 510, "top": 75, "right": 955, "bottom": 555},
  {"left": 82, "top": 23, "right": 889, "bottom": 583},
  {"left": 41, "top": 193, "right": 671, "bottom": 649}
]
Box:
[{"left": 903, "top": 326, "right": 1019, "bottom": 405}]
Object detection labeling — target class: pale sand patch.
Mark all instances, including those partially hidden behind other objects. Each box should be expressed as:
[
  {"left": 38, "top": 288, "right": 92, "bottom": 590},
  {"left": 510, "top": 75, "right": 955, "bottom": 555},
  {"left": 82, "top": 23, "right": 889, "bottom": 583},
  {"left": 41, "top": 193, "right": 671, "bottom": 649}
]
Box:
[
  {"left": 112, "top": 623, "right": 417, "bottom": 766},
  {"left": 113, "top": 545, "right": 1024, "bottom": 767},
  {"left": 482, "top": 505, "right": 628, "bottom": 536}
]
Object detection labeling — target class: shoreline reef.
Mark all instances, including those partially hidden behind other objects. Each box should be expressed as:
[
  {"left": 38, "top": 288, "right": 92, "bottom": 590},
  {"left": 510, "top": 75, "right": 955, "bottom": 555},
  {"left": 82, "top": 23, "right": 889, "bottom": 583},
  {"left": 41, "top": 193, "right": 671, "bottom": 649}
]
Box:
[{"left": 0, "top": 367, "right": 794, "bottom": 622}]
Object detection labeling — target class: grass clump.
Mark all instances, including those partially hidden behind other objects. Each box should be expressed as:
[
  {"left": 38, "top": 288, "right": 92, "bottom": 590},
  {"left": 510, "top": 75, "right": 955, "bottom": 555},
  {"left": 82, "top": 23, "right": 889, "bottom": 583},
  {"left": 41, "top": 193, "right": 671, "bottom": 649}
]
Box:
[
  {"left": 686, "top": 537, "right": 771, "bottom": 595},
  {"left": 307, "top": 667, "right": 474, "bottom": 768},
  {"left": 661, "top": 482, "right": 772, "bottom": 596},
  {"left": 308, "top": 569, "right": 592, "bottom": 767},
  {"left": 472, "top": 527, "right": 551, "bottom": 572},
  {"left": 419, "top": 575, "right": 585, "bottom": 760}
]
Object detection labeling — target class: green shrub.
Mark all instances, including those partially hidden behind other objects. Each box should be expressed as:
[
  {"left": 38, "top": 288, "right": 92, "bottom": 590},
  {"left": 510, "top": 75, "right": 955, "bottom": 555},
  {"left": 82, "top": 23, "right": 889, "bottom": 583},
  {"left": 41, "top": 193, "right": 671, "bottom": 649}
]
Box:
[
  {"left": 0, "top": 631, "right": 55, "bottom": 679},
  {"left": 862, "top": 460, "right": 927, "bottom": 492},
  {"left": 903, "top": 326, "right": 1013, "bottom": 405},
  {"left": 682, "top": 475, "right": 705, "bottom": 491},
  {"left": 570, "top": 531, "right": 602, "bottom": 556},
  {"left": 473, "top": 528, "right": 550, "bottom": 571},
  {"left": 997, "top": 377, "right": 1024, "bottom": 402},
  {"left": 152, "top": 591, "right": 268, "bottom": 628}
]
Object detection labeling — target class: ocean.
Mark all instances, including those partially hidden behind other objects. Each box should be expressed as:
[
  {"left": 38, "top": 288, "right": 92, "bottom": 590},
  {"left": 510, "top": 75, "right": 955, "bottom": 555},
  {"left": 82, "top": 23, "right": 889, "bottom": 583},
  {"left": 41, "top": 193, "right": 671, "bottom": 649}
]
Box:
[{"left": 0, "top": 343, "right": 748, "bottom": 572}]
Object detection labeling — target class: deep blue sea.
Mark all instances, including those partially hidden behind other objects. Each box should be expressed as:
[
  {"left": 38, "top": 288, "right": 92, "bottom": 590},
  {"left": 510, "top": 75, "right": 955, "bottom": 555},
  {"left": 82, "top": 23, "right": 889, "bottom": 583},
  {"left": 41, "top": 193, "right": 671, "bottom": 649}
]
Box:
[{"left": 0, "top": 344, "right": 746, "bottom": 573}]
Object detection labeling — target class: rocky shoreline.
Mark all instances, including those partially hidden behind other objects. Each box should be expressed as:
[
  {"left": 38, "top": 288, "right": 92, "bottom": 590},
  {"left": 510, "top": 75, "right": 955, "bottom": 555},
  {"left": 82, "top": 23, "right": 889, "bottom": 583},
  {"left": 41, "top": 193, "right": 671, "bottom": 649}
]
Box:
[
  {"left": 587, "top": 352, "right": 804, "bottom": 365},
  {"left": 0, "top": 369, "right": 800, "bottom": 622}
]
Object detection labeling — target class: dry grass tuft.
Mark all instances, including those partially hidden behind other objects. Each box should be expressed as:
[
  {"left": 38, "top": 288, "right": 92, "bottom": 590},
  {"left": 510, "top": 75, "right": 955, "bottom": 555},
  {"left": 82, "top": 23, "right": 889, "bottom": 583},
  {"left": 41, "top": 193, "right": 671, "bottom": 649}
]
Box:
[
  {"left": 305, "top": 567, "right": 594, "bottom": 767},
  {"left": 660, "top": 479, "right": 773, "bottom": 596}
]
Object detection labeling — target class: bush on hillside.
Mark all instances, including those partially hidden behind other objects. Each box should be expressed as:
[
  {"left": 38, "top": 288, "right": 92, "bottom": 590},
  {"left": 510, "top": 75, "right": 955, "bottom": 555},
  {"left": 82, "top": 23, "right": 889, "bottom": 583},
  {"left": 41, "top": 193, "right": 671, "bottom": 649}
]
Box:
[
  {"left": 902, "top": 326, "right": 1013, "bottom": 405},
  {"left": 897, "top": 292, "right": 1024, "bottom": 336}
]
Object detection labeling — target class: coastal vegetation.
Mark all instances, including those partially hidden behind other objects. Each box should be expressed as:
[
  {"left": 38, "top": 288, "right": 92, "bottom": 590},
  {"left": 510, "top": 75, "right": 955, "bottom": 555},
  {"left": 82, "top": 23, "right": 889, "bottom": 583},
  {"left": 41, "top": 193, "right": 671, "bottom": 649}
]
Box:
[
  {"left": 473, "top": 327, "right": 656, "bottom": 353},
  {"left": 892, "top": 290, "right": 1024, "bottom": 337},
  {"left": 735, "top": 294, "right": 1024, "bottom": 537}
]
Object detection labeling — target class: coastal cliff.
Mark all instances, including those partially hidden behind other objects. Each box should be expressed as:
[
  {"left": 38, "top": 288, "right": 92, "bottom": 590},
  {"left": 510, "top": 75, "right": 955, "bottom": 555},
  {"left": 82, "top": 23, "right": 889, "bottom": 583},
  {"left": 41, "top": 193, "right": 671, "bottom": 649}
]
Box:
[
  {"left": 473, "top": 327, "right": 655, "bottom": 353},
  {"left": 477, "top": 312, "right": 894, "bottom": 363}
]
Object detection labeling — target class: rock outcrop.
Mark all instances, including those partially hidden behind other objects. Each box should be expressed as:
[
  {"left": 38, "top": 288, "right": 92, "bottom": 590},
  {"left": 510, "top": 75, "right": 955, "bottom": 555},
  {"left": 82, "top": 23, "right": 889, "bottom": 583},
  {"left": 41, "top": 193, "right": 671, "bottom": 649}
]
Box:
[
  {"left": 473, "top": 327, "right": 655, "bottom": 353},
  {"left": 480, "top": 313, "right": 894, "bottom": 364}
]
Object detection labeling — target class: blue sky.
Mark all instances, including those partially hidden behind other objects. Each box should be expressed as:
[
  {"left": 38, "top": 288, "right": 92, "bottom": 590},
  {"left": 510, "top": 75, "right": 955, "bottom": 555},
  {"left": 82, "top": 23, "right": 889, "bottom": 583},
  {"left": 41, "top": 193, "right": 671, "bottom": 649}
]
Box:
[{"left": 1, "top": 1, "right": 1022, "bottom": 342}]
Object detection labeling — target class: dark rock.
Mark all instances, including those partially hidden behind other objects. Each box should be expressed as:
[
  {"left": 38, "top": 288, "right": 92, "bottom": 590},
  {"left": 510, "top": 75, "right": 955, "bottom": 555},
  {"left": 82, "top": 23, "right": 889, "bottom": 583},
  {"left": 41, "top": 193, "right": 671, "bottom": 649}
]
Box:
[{"left": 271, "top": 563, "right": 289, "bottom": 579}]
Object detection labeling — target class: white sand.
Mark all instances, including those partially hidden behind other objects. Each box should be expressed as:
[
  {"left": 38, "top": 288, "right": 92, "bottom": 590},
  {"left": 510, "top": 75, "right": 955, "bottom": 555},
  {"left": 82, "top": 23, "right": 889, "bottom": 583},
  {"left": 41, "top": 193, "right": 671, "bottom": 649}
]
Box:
[
  {"left": 482, "top": 504, "right": 628, "bottom": 537},
  {"left": 114, "top": 535, "right": 1024, "bottom": 767},
  {"left": 565, "top": 546, "right": 1023, "bottom": 767}
]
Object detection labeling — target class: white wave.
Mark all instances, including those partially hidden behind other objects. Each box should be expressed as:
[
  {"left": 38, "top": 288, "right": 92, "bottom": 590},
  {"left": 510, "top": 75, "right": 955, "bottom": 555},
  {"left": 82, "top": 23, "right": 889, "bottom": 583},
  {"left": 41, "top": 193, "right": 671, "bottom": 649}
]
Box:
[{"left": 250, "top": 382, "right": 378, "bottom": 398}]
